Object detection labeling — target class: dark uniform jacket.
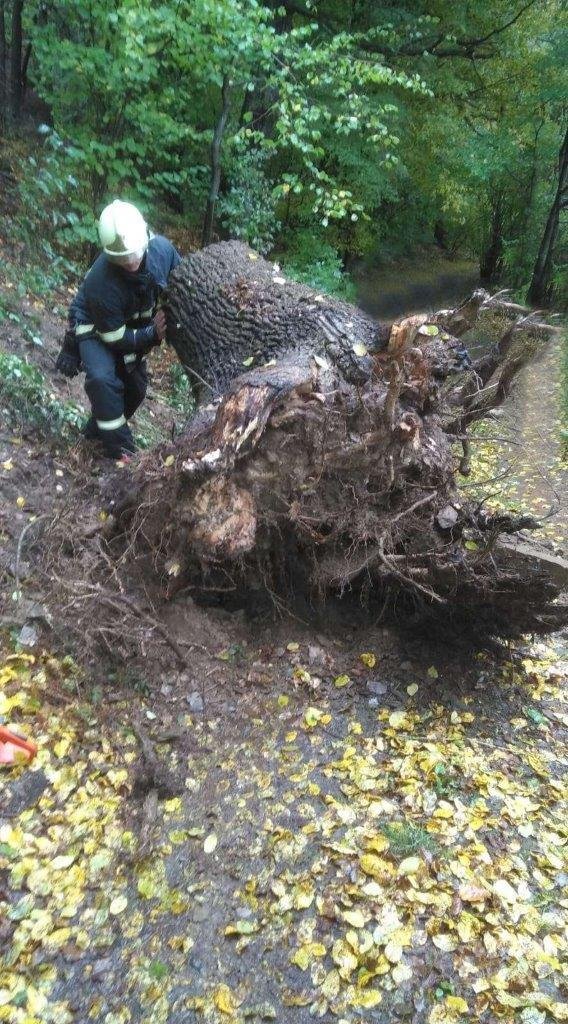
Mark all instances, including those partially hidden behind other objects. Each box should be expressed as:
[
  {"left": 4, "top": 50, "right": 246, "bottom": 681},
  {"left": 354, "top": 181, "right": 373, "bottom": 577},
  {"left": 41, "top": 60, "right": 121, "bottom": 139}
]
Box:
[{"left": 69, "top": 235, "right": 181, "bottom": 362}]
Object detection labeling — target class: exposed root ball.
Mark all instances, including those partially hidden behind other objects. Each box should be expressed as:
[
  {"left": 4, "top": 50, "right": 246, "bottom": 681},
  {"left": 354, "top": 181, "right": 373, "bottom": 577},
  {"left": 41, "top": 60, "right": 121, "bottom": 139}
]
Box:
[{"left": 98, "top": 244, "right": 568, "bottom": 639}]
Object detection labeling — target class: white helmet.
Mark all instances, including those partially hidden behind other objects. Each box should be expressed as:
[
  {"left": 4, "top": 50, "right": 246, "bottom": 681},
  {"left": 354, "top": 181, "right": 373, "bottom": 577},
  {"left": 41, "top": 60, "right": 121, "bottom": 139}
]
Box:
[{"left": 98, "top": 200, "right": 148, "bottom": 259}]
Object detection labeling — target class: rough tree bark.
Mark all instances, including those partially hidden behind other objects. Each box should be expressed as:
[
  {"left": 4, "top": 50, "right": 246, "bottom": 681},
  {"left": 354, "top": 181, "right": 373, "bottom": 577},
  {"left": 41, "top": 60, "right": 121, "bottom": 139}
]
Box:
[
  {"left": 9, "top": 0, "right": 23, "bottom": 120},
  {"left": 0, "top": 0, "right": 7, "bottom": 129},
  {"left": 527, "top": 125, "right": 568, "bottom": 306},
  {"left": 107, "top": 241, "right": 567, "bottom": 640},
  {"left": 202, "top": 75, "right": 232, "bottom": 248}
]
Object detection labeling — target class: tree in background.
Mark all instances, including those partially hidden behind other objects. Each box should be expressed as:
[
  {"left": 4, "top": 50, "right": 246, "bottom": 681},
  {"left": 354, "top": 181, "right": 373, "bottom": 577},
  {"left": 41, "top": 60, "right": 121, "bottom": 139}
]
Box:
[{"left": 2, "top": 0, "right": 566, "bottom": 307}]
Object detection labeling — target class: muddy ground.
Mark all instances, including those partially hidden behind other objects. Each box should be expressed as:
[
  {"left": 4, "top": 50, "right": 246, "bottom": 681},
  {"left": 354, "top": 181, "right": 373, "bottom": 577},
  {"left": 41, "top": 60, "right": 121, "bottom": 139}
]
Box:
[{"left": 1, "top": 268, "right": 567, "bottom": 1024}]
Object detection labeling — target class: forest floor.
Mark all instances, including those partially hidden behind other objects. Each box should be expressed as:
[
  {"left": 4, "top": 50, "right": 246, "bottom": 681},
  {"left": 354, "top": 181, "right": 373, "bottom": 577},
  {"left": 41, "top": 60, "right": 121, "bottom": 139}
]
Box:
[{"left": 1, "top": 256, "right": 567, "bottom": 1024}]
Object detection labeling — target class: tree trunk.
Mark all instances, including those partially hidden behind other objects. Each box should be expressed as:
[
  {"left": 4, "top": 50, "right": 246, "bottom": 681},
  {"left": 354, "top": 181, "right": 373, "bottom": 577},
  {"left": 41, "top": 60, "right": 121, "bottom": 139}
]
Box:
[
  {"left": 10, "top": 0, "right": 23, "bottom": 120},
  {"left": 527, "top": 125, "right": 568, "bottom": 307},
  {"left": 480, "top": 194, "right": 504, "bottom": 283},
  {"left": 20, "top": 37, "right": 31, "bottom": 99},
  {"left": 90, "top": 240, "right": 568, "bottom": 642},
  {"left": 517, "top": 119, "right": 544, "bottom": 274},
  {"left": 202, "top": 75, "right": 232, "bottom": 248},
  {"left": 0, "top": 0, "right": 7, "bottom": 129}
]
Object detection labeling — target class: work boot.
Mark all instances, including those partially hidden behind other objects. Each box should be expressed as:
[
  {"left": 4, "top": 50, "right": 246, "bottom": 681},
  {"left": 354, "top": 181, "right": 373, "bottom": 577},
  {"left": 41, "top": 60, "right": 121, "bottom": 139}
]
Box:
[{"left": 81, "top": 417, "right": 100, "bottom": 441}]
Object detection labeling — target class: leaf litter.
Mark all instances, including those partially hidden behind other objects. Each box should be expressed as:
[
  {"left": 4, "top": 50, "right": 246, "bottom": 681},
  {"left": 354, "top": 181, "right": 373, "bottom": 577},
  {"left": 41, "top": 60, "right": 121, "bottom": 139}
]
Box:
[{"left": 0, "top": 636, "right": 567, "bottom": 1023}]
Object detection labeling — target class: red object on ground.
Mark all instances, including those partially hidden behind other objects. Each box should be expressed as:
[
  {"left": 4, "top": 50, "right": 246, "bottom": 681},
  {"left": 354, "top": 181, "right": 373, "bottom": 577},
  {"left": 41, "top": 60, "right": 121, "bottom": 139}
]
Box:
[{"left": 0, "top": 725, "right": 38, "bottom": 764}]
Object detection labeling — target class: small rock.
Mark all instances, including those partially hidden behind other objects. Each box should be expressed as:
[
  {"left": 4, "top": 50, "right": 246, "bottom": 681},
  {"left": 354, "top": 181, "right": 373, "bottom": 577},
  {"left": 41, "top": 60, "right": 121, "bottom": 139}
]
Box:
[
  {"left": 308, "top": 644, "right": 326, "bottom": 666},
  {"left": 2, "top": 769, "right": 49, "bottom": 817},
  {"left": 436, "top": 504, "right": 459, "bottom": 532},
  {"left": 235, "top": 906, "right": 253, "bottom": 919},
  {"left": 366, "top": 679, "right": 387, "bottom": 696},
  {"left": 91, "top": 958, "right": 113, "bottom": 981},
  {"left": 187, "top": 691, "right": 204, "bottom": 713},
  {"left": 18, "top": 623, "right": 38, "bottom": 647}
]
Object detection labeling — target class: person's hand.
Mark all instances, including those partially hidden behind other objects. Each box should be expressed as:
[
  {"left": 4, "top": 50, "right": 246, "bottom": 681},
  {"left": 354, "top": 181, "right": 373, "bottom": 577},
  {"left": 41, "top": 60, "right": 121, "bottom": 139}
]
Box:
[
  {"left": 153, "top": 309, "right": 167, "bottom": 342},
  {"left": 55, "top": 350, "right": 81, "bottom": 377}
]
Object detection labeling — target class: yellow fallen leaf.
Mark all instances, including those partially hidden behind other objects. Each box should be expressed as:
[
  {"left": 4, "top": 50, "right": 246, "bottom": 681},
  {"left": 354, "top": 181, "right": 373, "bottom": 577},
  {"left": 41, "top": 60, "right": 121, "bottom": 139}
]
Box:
[
  {"left": 360, "top": 652, "right": 376, "bottom": 668},
  {"left": 342, "top": 908, "right": 366, "bottom": 928},
  {"left": 384, "top": 939, "right": 403, "bottom": 963},
  {"left": 432, "top": 933, "right": 458, "bottom": 951},
  {"left": 366, "top": 835, "right": 389, "bottom": 854},
  {"left": 109, "top": 894, "right": 128, "bottom": 915},
  {"left": 360, "top": 853, "right": 392, "bottom": 880},
  {"left": 388, "top": 710, "right": 409, "bottom": 729},
  {"left": 204, "top": 833, "right": 218, "bottom": 854},
  {"left": 331, "top": 938, "right": 358, "bottom": 977},
  {"left": 492, "top": 878, "right": 518, "bottom": 903},
  {"left": 44, "top": 926, "right": 71, "bottom": 949},
  {"left": 392, "top": 963, "right": 412, "bottom": 984},
  {"left": 427, "top": 666, "right": 439, "bottom": 679},
  {"left": 352, "top": 342, "right": 368, "bottom": 357},
  {"left": 447, "top": 996, "right": 468, "bottom": 1012},
  {"left": 16, "top": 496, "right": 26, "bottom": 508},
  {"left": 527, "top": 752, "right": 549, "bottom": 778},
  {"left": 334, "top": 674, "right": 350, "bottom": 688},
  {"left": 214, "top": 984, "right": 237, "bottom": 1015},
  {"left": 348, "top": 989, "right": 382, "bottom": 1009},
  {"left": 52, "top": 854, "right": 76, "bottom": 870},
  {"left": 458, "top": 883, "right": 486, "bottom": 903},
  {"left": 291, "top": 942, "right": 326, "bottom": 970},
  {"left": 397, "top": 856, "right": 421, "bottom": 877},
  {"left": 2, "top": 459, "right": 13, "bottom": 471},
  {"left": 303, "top": 707, "right": 329, "bottom": 729},
  {"left": 164, "top": 454, "right": 175, "bottom": 467},
  {"left": 287, "top": 642, "right": 299, "bottom": 652},
  {"left": 406, "top": 683, "right": 418, "bottom": 696},
  {"left": 248, "top": 252, "right": 259, "bottom": 260},
  {"left": 320, "top": 969, "right": 340, "bottom": 1000}
]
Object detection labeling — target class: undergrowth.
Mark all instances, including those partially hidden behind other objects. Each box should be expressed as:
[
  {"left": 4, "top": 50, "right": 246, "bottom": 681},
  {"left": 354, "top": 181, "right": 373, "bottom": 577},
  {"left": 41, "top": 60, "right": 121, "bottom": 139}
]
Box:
[
  {"left": 0, "top": 352, "right": 84, "bottom": 438},
  {"left": 381, "top": 821, "right": 440, "bottom": 859},
  {"left": 163, "top": 363, "right": 196, "bottom": 416}
]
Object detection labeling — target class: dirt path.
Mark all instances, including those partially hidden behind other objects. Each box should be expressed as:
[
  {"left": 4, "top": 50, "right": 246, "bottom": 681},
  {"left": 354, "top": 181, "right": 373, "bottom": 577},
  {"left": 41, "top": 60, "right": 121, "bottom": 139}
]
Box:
[{"left": 1, "top": 630, "right": 567, "bottom": 1024}]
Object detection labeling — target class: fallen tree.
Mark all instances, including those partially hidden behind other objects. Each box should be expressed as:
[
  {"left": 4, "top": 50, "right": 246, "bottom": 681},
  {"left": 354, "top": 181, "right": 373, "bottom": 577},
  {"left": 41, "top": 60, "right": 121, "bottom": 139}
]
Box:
[{"left": 103, "top": 241, "right": 567, "bottom": 639}]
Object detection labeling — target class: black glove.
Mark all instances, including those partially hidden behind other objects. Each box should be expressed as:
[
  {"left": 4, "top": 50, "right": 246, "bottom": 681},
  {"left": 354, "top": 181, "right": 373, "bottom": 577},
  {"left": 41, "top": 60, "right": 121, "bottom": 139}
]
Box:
[{"left": 55, "top": 328, "right": 81, "bottom": 378}]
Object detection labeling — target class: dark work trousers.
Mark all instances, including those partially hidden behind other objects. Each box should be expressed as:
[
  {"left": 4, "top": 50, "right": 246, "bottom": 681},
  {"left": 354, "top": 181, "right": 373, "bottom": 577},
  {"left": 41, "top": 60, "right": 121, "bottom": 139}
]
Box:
[{"left": 79, "top": 337, "right": 148, "bottom": 458}]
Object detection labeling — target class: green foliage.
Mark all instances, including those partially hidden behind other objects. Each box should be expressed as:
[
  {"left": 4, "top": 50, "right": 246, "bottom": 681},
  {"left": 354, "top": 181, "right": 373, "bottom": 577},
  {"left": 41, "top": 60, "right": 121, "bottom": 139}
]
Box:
[
  {"left": 0, "top": 352, "right": 84, "bottom": 437},
  {"left": 279, "top": 230, "right": 356, "bottom": 301},
  {"left": 218, "top": 148, "right": 280, "bottom": 253},
  {"left": 163, "top": 363, "right": 196, "bottom": 417},
  {"left": 7, "top": 0, "right": 565, "bottom": 354},
  {"left": 381, "top": 821, "right": 440, "bottom": 859}
]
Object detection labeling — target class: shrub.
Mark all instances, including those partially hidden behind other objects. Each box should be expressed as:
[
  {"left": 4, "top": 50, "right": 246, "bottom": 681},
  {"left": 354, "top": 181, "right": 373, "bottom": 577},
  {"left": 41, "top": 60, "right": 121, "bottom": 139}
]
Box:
[
  {"left": 0, "top": 352, "right": 84, "bottom": 438},
  {"left": 278, "top": 230, "right": 356, "bottom": 301}
]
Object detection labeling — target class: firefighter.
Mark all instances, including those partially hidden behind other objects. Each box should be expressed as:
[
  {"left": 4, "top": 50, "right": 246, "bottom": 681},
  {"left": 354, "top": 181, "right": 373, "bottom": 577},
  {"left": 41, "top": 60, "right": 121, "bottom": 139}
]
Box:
[{"left": 56, "top": 199, "right": 181, "bottom": 460}]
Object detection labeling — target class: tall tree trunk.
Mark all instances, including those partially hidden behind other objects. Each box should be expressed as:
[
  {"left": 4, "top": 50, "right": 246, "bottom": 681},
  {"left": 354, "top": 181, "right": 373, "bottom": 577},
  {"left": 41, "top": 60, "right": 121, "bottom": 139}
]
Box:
[
  {"left": 10, "top": 0, "right": 23, "bottom": 120},
  {"left": 20, "top": 37, "right": 31, "bottom": 99},
  {"left": 480, "top": 194, "right": 504, "bottom": 283},
  {"left": 202, "top": 75, "right": 232, "bottom": 248},
  {"left": 527, "top": 126, "right": 568, "bottom": 307},
  {"left": 0, "top": 0, "right": 7, "bottom": 129},
  {"left": 517, "top": 118, "right": 544, "bottom": 272}
]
